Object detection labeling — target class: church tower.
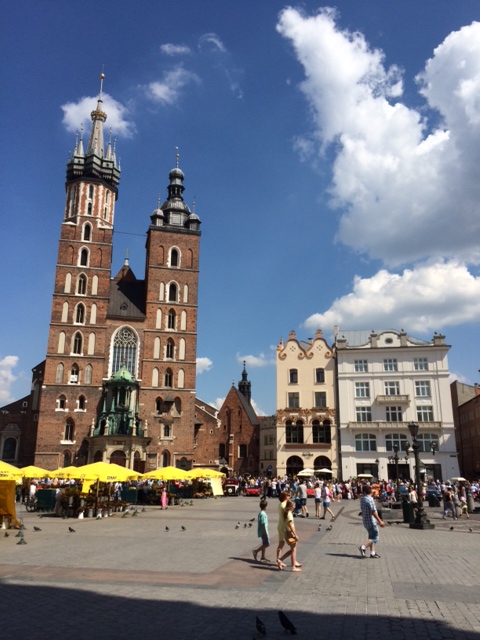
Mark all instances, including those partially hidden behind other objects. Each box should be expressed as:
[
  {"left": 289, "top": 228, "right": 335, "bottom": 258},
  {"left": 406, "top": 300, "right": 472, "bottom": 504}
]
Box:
[
  {"left": 142, "top": 155, "right": 201, "bottom": 470},
  {"left": 35, "top": 75, "right": 121, "bottom": 469}
]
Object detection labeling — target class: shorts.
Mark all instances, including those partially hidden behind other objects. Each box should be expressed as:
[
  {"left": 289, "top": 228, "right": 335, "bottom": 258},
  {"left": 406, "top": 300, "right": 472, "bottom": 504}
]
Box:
[
  {"left": 299, "top": 498, "right": 307, "bottom": 507},
  {"left": 315, "top": 498, "right": 321, "bottom": 504},
  {"left": 365, "top": 525, "right": 379, "bottom": 544},
  {"left": 261, "top": 533, "right": 270, "bottom": 547},
  {"left": 323, "top": 500, "right": 330, "bottom": 507}
]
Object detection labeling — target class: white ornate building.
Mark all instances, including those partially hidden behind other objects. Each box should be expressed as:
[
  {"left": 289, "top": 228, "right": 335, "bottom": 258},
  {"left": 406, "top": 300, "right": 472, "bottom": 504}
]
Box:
[{"left": 335, "top": 329, "right": 460, "bottom": 482}]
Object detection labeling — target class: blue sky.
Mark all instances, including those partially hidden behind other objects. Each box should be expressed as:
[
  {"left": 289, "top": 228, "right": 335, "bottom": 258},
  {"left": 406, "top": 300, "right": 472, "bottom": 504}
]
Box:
[{"left": 2, "top": 1, "right": 480, "bottom": 415}]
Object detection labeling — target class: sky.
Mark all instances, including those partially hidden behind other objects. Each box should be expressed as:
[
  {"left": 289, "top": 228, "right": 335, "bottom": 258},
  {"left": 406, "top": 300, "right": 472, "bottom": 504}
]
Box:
[{"left": 2, "top": 1, "right": 480, "bottom": 416}]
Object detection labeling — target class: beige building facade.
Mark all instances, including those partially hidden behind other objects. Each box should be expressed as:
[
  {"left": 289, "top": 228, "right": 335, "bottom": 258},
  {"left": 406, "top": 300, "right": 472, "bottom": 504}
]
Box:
[{"left": 276, "top": 330, "right": 338, "bottom": 478}]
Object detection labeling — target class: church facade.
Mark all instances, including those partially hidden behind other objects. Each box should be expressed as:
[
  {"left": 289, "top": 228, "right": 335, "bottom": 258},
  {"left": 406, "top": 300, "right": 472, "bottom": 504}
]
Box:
[{"left": 31, "top": 76, "right": 201, "bottom": 472}]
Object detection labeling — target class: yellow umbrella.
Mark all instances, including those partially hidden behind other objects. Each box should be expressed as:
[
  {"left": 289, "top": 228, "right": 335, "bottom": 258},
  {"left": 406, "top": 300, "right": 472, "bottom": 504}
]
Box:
[
  {"left": 185, "top": 468, "right": 226, "bottom": 479},
  {"left": 76, "top": 461, "right": 141, "bottom": 482},
  {"left": 20, "top": 465, "right": 51, "bottom": 478},
  {"left": 0, "top": 460, "right": 23, "bottom": 480},
  {"left": 48, "top": 466, "right": 83, "bottom": 480},
  {"left": 143, "top": 466, "right": 189, "bottom": 481}
]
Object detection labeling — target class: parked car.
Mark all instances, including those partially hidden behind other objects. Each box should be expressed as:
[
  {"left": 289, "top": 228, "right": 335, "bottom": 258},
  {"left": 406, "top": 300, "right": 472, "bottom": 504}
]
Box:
[
  {"left": 223, "top": 478, "right": 239, "bottom": 496},
  {"left": 245, "top": 487, "right": 261, "bottom": 496}
]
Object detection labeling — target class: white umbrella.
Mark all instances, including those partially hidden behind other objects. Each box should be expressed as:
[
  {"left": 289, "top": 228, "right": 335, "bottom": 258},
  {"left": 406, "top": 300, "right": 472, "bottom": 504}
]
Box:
[
  {"left": 297, "top": 468, "right": 315, "bottom": 477},
  {"left": 315, "top": 468, "right": 333, "bottom": 474},
  {"left": 449, "top": 477, "right": 467, "bottom": 482},
  {"left": 357, "top": 473, "right": 373, "bottom": 479}
]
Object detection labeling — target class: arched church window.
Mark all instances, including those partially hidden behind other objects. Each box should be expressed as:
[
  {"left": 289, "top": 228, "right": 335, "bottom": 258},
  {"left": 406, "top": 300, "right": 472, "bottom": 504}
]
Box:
[
  {"left": 167, "top": 309, "right": 176, "bottom": 330},
  {"left": 83, "top": 224, "right": 91, "bottom": 242},
  {"left": 77, "top": 274, "right": 87, "bottom": 295},
  {"left": 56, "top": 363, "right": 64, "bottom": 384},
  {"left": 112, "top": 327, "right": 138, "bottom": 376},
  {"left": 80, "top": 248, "right": 89, "bottom": 266},
  {"left": 84, "top": 364, "right": 92, "bottom": 384},
  {"left": 64, "top": 418, "right": 75, "bottom": 441},
  {"left": 168, "top": 283, "right": 177, "bottom": 302},
  {"left": 70, "top": 364, "right": 79, "bottom": 384},
  {"left": 166, "top": 339, "right": 174, "bottom": 359},
  {"left": 164, "top": 368, "right": 173, "bottom": 388},
  {"left": 75, "top": 303, "right": 85, "bottom": 324},
  {"left": 170, "top": 248, "right": 179, "bottom": 267},
  {"left": 73, "top": 332, "right": 83, "bottom": 355}
]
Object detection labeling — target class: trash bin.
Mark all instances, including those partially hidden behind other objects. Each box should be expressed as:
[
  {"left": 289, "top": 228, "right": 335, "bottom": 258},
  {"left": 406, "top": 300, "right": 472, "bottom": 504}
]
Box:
[
  {"left": 428, "top": 494, "right": 440, "bottom": 508},
  {"left": 402, "top": 499, "right": 415, "bottom": 523}
]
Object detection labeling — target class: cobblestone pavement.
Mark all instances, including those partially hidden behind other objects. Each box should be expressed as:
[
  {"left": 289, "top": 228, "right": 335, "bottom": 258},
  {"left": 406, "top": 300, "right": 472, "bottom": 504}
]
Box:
[{"left": 1, "top": 496, "right": 480, "bottom": 639}]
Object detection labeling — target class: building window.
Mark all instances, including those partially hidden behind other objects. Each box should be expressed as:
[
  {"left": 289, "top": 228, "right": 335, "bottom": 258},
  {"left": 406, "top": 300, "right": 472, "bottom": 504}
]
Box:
[
  {"left": 289, "top": 369, "right": 298, "bottom": 384},
  {"left": 385, "top": 433, "right": 408, "bottom": 451},
  {"left": 356, "top": 406, "right": 372, "bottom": 422},
  {"left": 163, "top": 424, "right": 170, "bottom": 438},
  {"left": 384, "top": 381, "right": 400, "bottom": 395},
  {"left": 384, "top": 359, "right": 398, "bottom": 372},
  {"left": 64, "top": 418, "right": 75, "bottom": 441},
  {"left": 355, "top": 382, "right": 370, "bottom": 398},
  {"left": 288, "top": 392, "right": 300, "bottom": 408},
  {"left": 77, "top": 274, "right": 87, "bottom": 295},
  {"left": 80, "top": 248, "right": 89, "bottom": 266},
  {"left": 285, "top": 420, "right": 304, "bottom": 444},
  {"left": 57, "top": 395, "right": 67, "bottom": 410},
  {"left": 70, "top": 364, "right": 79, "bottom": 384},
  {"left": 168, "top": 283, "right": 177, "bottom": 302},
  {"left": 355, "top": 433, "right": 377, "bottom": 451},
  {"left": 312, "top": 419, "right": 331, "bottom": 443},
  {"left": 167, "top": 309, "right": 176, "bottom": 330},
  {"left": 1, "top": 436, "right": 18, "bottom": 461},
  {"left": 83, "top": 224, "right": 91, "bottom": 242},
  {"left": 112, "top": 327, "right": 138, "bottom": 376},
  {"left": 219, "top": 443, "right": 226, "bottom": 459},
  {"left": 239, "top": 444, "right": 247, "bottom": 458},
  {"left": 73, "top": 332, "right": 83, "bottom": 355},
  {"left": 75, "top": 304, "right": 85, "bottom": 324},
  {"left": 164, "top": 368, "right": 173, "bottom": 388},
  {"left": 88, "top": 185, "right": 94, "bottom": 199},
  {"left": 415, "top": 381, "right": 431, "bottom": 397},
  {"left": 78, "top": 396, "right": 86, "bottom": 410},
  {"left": 315, "top": 368, "right": 325, "bottom": 383},
  {"left": 386, "top": 406, "right": 402, "bottom": 422},
  {"left": 414, "top": 357, "right": 429, "bottom": 371},
  {"left": 314, "top": 392, "right": 327, "bottom": 408},
  {"left": 416, "top": 433, "right": 439, "bottom": 452},
  {"left": 166, "top": 339, "right": 175, "bottom": 359},
  {"left": 170, "top": 248, "right": 179, "bottom": 267},
  {"left": 354, "top": 360, "right": 368, "bottom": 372},
  {"left": 417, "top": 405, "right": 434, "bottom": 422},
  {"left": 155, "top": 398, "right": 163, "bottom": 414}
]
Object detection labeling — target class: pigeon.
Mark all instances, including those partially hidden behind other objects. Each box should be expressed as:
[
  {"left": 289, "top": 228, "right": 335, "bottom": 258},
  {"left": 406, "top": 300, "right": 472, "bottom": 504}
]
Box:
[
  {"left": 450, "top": 526, "right": 454, "bottom": 531},
  {"left": 317, "top": 524, "right": 322, "bottom": 531},
  {"left": 248, "top": 523, "right": 253, "bottom": 528},
  {"left": 142, "top": 508, "right": 146, "bottom": 512},
  {"left": 244, "top": 523, "right": 248, "bottom": 528},
  {"left": 132, "top": 510, "right": 138, "bottom": 517},
  {"left": 4, "top": 532, "right": 9, "bottom": 537},
  {"left": 96, "top": 515, "right": 102, "bottom": 520},
  {"left": 326, "top": 525, "right": 332, "bottom": 532},
  {"left": 278, "top": 610, "right": 297, "bottom": 635},
  {"left": 249, "top": 518, "right": 255, "bottom": 522},
  {"left": 68, "top": 527, "right": 76, "bottom": 533},
  {"left": 255, "top": 616, "right": 266, "bottom": 636},
  {"left": 235, "top": 524, "right": 240, "bottom": 529},
  {"left": 181, "top": 526, "right": 186, "bottom": 531},
  {"left": 469, "top": 528, "right": 473, "bottom": 532},
  {"left": 17, "top": 538, "right": 27, "bottom": 545},
  {"left": 165, "top": 526, "right": 169, "bottom": 532},
  {"left": 33, "top": 526, "right": 42, "bottom": 532}
]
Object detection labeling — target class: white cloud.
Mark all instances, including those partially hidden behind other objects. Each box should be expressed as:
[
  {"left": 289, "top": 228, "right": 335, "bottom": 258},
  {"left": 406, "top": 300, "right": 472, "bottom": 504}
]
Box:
[
  {"left": 146, "top": 66, "right": 201, "bottom": 105},
  {"left": 160, "top": 43, "right": 191, "bottom": 56},
  {"left": 0, "top": 355, "right": 19, "bottom": 404},
  {"left": 211, "top": 397, "right": 225, "bottom": 410},
  {"left": 236, "top": 353, "right": 274, "bottom": 368},
  {"left": 304, "top": 260, "right": 480, "bottom": 334},
  {"left": 196, "top": 357, "right": 213, "bottom": 374},
  {"left": 198, "top": 33, "right": 227, "bottom": 54},
  {"left": 277, "top": 10, "right": 480, "bottom": 267},
  {"left": 61, "top": 93, "right": 135, "bottom": 138}
]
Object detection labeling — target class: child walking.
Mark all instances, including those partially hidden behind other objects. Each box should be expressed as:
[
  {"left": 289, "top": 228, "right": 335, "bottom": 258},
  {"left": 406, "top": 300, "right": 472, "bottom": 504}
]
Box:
[{"left": 252, "top": 500, "right": 270, "bottom": 562}]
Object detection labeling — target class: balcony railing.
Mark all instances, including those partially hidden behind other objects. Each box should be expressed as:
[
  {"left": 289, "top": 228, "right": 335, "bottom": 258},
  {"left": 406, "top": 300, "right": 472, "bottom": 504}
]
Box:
[
  {"left": 347, "top": 421, "right": 441, "bottom": 430},
  {"left": 375, "top": 394, "right": 410, "bottom": 404}
]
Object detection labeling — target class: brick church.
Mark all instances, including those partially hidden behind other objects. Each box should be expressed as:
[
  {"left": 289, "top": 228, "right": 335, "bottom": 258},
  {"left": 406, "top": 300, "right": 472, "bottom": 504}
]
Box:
[{"left": 0, "top": 77, "right": 263, "bottom": 476}]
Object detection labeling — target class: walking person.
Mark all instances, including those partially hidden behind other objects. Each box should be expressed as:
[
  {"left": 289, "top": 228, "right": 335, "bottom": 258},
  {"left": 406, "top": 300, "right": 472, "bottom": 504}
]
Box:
[
  {"left": 321, "top": 482, "right": 336, "bottom": 521},
  {"left": 359, "top": 485, "right": 385, "bottom": 559},
  {"left": 276, "top": 490, "right": 290, "bottom": 565},
  {"left": 442, "top": 486, "right": 457, "bottom": 520},
  {"left": 252, "top": 500, "right": 270, "bottom": 562},
  {"left": 278, "top": 500, "right": 302, "bottom": 572},
  {"left": 295, "top": 479, "right": 309, "bottom": 517},
  {"left": 314, "top": 481, "right": 322, "bottom": 518}
]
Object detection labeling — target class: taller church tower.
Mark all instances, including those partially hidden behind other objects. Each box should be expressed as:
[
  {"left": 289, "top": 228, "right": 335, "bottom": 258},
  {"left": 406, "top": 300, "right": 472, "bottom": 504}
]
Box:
[{"left": 34, "top": 77, "right": 202, "bottom": 472}]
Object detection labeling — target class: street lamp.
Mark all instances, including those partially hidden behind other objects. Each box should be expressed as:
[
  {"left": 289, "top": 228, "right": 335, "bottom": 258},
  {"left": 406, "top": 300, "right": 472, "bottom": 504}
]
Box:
[
  {"left": 388, "top": 443, "right": 400, "bottom": 501},
  {"left": 406, "top": 422, "right": 434, "bottom": 530}
]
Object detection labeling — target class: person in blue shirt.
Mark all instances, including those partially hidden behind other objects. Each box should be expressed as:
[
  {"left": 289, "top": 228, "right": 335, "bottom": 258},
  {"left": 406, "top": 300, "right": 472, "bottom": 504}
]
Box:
[
  {"left": 252, "top": 500, "right": 270, "bottom": 562},
  {"left": 359, "top": 485, "right": 384, "bottom": 559}
]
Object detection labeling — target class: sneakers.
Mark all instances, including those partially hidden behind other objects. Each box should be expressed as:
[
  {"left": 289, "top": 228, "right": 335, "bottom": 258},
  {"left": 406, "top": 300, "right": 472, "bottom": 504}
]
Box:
[
  {"left": 370, "top": 554, "right": 381, "bottom": 559},
  {"left": 358, "top": 546, "right": 366, "bottom": 558},
  {"left": 252, "top": 550, "right": 258, "bottom": 562}
]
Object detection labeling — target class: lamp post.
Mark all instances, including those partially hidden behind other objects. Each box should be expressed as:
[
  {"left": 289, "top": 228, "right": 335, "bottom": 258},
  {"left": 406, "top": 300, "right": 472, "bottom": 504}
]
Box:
[
  {"left": 406, "top": 422, "right": 434, "bottom": 530},
  {"left": 388, "top": 443, "right": 400, "bottom": 501}
]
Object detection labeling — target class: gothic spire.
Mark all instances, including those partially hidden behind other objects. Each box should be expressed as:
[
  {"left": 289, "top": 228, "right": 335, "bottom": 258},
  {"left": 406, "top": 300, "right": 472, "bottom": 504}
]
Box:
[
  {"left": 86, "top": 73, "right": 107, "bottom": 158},
  {"left": 238, "top": 361, "right": 252, "bottom": 404}
]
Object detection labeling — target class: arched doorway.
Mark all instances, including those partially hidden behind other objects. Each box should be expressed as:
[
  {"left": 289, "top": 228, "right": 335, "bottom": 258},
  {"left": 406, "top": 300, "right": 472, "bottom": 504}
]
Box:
[
  {"left": 94, "top": 450, "right": 103, "bottom": 463},
  {"left": 110, "top": 450, "right": 127, "bottom": 467},
  {"left": 314, "top": 456, "right": 331, "bottom": 470},
  {"left": 161, "top": 450, "right": 170, "bottom": 467},
  {"left": 286, "top": 455, "right": 303, "bottom": 477}
]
